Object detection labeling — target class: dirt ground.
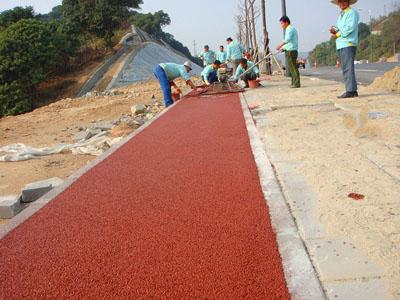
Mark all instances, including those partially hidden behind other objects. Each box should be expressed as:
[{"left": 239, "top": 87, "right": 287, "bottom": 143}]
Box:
[
  {"left": 0, "top": 76, "right": 202, "bottom": 211},
  {"left": 0, "top": 80, "right": 164, "bottom": 196},
  {"left": 246, "top": 76, "right": 400, "bottom": 298}
]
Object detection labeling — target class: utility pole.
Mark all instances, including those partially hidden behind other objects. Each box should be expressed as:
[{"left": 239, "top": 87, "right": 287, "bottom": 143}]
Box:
[
  {"left": 193, "top": 40, "right": 197, "bottom": 56},
  {"left": 281, "top": 0, "right": 290, "bottom": 76}
]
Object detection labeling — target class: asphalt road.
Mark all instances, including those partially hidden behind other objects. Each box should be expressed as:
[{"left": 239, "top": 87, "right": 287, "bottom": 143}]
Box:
[{"left": 302, "top": 62, "right": 400, "bottom": 85}]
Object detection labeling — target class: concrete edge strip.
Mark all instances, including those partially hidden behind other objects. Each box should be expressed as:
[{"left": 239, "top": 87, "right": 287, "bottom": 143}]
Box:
[
  {"left": 0, "top": 100, "right": 178, "bottom": 241},
  {"left": 239, "top": 93, "right": 326, "bottom": 300}
]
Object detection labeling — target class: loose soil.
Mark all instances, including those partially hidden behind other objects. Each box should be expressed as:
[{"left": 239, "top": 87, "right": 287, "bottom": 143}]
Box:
[{"left": 246, "top": 76, "right": 400, "bottom": 298}]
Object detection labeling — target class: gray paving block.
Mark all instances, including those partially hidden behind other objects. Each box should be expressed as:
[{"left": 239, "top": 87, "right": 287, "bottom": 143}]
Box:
[
  {"left": 21, "top": 177, "right": 63, "bottom": 203},
  {"left": 292, "top": 209, "right": 326, "bottom": 240},
  {"left": 307, "top": 239, "right": 384, "bottom": 282},
  {"left": 0, "top": 195, "right": 21, "bottom": 219},
  {"left": 324, "top": 278, "right": 389, "bottom": 300}
]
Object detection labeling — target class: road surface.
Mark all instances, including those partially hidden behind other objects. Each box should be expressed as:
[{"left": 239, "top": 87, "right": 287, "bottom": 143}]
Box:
[
  {"left": 302, "top": 62, "right": 399, "bottom": 85},
  {"left": 0, "top": 93, "right": 290, "bottom": 299}
]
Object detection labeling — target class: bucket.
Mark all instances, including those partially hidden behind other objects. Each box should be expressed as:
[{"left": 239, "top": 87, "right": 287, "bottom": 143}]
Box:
[
  {"left": 171, "top": 92, "right": 181, "bottom": 102},
  {"left": 248, "top": 79, "right": 260, "bottom": 89}
]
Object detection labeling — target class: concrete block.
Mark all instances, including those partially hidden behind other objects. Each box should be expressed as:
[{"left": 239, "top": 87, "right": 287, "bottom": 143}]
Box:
[
  {"left": 0, "top": 195, "right": 21, "bottom": 219},
  {"left": 21, "top": 178, "right": 63, "bottom": 203},
  {"left": 292, "top": 209, "right": 326, "bottom": 240},
  {"left": 307, "top": 239, "right": 384, "bottom": 282},
  {"left": 324, "top": 278, "right": 388, "bottom": 300}
]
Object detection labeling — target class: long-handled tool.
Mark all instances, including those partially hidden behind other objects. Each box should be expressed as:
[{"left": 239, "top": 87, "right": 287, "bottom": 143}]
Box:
[{"left": 238, "top": 52, "right": 283, "bottom": 79}]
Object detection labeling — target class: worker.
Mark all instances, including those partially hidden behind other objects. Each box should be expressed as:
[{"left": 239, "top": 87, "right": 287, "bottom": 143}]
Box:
[
  {"left": 216, "top": 45, "right": 227, "bottom": 63},
  {"left": 276, "top": 16, "right": 301, "bottom": 88},
  {"left": 154, "top": 61, "right": 200, "bottom": 107},
  {"left": 330, "top": 0, "right": 359, "bottom": 98},
  {"left": 226, "top": 37, "right": 246, "bottom": 74},
  {"left": 234, "top": 58, "right": 260, "bottom": 88},
  {"left": 201, "top": 60, "right": 222, "bottom": 85},
  {"left": 199, "top": 45, "right": 216, "bottom": 66}
]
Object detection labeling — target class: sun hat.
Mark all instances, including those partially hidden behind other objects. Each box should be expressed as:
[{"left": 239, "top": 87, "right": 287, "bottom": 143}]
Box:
[
  {"left": 331, "top": 0, "right": 358, "bottom": 5},
  {"left": 184, "top": 61, "right": 193, "bottom": 70}
]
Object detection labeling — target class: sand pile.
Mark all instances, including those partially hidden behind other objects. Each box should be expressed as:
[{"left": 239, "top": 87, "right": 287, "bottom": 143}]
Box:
[{"left": 369, "top": 67, "right": 400, "bottom": 92}]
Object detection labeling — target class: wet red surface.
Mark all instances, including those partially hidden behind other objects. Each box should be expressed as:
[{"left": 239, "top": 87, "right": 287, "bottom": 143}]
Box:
[
  {"left": 0, "top": 94, "right": 289, "bottom": 299},
  {"left": 348, "top": 193, "right": 365, "bottom": 201}
]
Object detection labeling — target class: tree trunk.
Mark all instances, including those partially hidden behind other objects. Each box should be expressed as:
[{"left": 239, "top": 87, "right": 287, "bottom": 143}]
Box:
[
  {"left": 249, "top": 0, "right": 258, "bottom": 62},
  {"left": 244, "top": 0, "right": 250, "bottom": 51},
  {"left": 261, "top": 0, "right": 272, "bottom": 74}
]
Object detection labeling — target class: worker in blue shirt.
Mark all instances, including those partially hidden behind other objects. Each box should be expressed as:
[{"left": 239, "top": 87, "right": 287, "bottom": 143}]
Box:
[
  {"left": 199, "top": 45, "right": 216, "bottom": 66},
  {"left": 276, "top": 16, "right": 300, "bottom": 88},
  {"left": 235, "top": 58, "right": 260, "bottom": 88},
  {"left": 216, "top": 46, "right": 227, "bottom": 63},
  {"left": 330, "top": 0, "right": 359, "bottom": 98},
  {"left": 154, "top": 61, "right": 200, "bottom": 107},
  {"left": 226, "top": 37, "right": 246, "bottom": 74},
  {"left": 201, "top": 60, "right": 222, "bottom": 85}
]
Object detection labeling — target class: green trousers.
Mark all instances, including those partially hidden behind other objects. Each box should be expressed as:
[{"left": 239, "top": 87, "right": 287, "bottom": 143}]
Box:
[{"left": 285, "top": 50, "right": 300, "bottom": 88}]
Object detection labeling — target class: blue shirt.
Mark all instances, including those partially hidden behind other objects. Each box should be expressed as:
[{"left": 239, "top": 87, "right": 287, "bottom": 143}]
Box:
[
  {"left": 216, "top": 51, "right": 227, "bottom": 63},
  {"left": 283, "top": 25, "right": 298, "bottom": 51},
  {"left": 336, "top": 7, "right": 359, "bottom": 50},
  {"left": 199, "top": 50, "right": 216, "bottom": 66},
  {"left": 226, "top": 41, "right": 245, "bottom": 61},
  {"left": 160, "top": 63, "right": 190, "bottom": 81},
  {"left": 235, "top": 61, "right": 259, "bottom": 79}
]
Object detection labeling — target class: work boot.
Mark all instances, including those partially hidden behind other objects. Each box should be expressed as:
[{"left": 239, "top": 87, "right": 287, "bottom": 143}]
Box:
[{"left": 337, "top": 91, "right": 358, "bottom": 99}]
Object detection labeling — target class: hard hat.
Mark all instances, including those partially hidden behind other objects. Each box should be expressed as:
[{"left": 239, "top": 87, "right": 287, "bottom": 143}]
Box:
[{"left": 184, "top": 61, "right": 193, "bottom": 70}]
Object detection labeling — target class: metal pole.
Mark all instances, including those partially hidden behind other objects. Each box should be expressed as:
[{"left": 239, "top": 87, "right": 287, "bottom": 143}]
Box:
[{"left": 281, "top": 0, "right": 290, "bottom": 76}]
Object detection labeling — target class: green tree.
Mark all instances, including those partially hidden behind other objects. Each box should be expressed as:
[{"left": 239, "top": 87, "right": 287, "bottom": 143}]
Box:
[
  {"left": 0, "top": 6, "right": 34, "bottom": 28},
  {"left": 62, "top": 0, "right": 143, "bottom": 47},
  {"left": 130, "top": 10, "right": 171, "bottom": 38},
  {"left": 0, "top": 19, "right": 59, "bottom": 115}
]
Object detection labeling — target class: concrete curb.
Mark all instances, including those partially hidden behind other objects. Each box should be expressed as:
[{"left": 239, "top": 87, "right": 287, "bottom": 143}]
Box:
[
  {"left": 0, "top": 101, "right": 178, "bottom": 241},
  {"left": 240, "top": 93, "right": 326, "bottom": 300}
]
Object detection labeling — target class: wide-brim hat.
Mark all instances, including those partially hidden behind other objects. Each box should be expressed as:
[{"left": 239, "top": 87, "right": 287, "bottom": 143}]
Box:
[{"left": 331, "top": 0, "right": 358, "bottom": 5}]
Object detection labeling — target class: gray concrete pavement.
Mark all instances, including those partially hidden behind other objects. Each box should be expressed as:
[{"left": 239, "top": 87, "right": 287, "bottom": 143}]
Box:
[{"left": 302, "top": 62, "right": 399, "bottom": 85}]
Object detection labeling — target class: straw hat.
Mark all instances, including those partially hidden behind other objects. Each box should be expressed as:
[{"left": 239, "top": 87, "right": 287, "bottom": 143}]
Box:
[{"left": 331, "top": 0, "right": 358, "bottom": 5}]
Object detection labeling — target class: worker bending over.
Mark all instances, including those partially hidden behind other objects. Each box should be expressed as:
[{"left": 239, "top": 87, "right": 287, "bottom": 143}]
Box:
[
  {"left": 154, "top": 61, "right": 199, "bottom": 107},
  {"left": 201, "top": 60, "right": 222, "bottom": 85},
  {"left": 235, "top": 58, "right": 260, "bottom": 88},
  {"left": 199, "top": 45, "right": 216, "bottom": 66}
]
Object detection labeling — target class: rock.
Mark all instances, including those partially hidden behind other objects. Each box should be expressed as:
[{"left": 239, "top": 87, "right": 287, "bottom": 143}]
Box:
[
  {"left": 0, "top": 195, "right": 21, "bottom": 219},
  {"left": 21, "top": 178, "right": 63, "bottom": 203},
  {"left": 146, "top": 113, "right": 154, "bottom": 120},
  {"left": 131, "top": 104, "right": 146, "bottom": 115},
  {"left": 85, "top": 92, "right": 93, "bottom": 98},
  {"left": 73, "top": 128, "right": 102, "bottom": 142},
  {"left": 92, "top": 122, "right": 113, "bottom": 131},
  {"left": 110, "top": 123, "right": 134, "bottom": 137}
]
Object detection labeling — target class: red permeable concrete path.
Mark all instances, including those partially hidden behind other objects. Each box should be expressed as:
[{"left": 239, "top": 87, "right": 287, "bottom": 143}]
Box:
[{"left": 0, "top": 94, "right": 290, "bottom": 299}]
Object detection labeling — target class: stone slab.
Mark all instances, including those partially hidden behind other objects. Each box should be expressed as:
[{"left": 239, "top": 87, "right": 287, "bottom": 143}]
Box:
[
  {"left": 0, "top": 195, "right": 21, "bottom": 219},
  {"left": 307, "top": 239, "right": 384, "bottom": 282},
  {"left": 21, "top": 178, "right": 63, "bottom": 203},
  {"left": 324, "top": 278, "right": 389, "bottom": 300}
]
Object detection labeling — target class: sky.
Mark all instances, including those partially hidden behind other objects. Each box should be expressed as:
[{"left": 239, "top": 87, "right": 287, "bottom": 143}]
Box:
[{"left": 1, "top": 0, "right": 399, "bottom": 53}]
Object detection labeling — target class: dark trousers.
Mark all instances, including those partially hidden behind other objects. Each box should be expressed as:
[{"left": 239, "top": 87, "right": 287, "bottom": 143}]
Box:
[
  {"left": 338, "top": 46, "right": 357, "bottom": 92},
  {"left": 285, "top": 50, "right": 300, "bottom": 87},
  {"left": 207, "top": 70, "right": 218, "bottom": 84},
  {"left": 242, "top": 72, "right": 257, "bottom": 87},
  {"left": 154, "top": 65, "right": 173, "bottom": 107}
]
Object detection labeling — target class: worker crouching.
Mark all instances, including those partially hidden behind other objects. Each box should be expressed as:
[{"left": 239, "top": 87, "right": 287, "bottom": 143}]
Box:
[
  {"left": 234, "top": 58, "right": 260, "bottom": 88},
  {"left": 201, "top": 60, "right": 222, "bottom": 86}
]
